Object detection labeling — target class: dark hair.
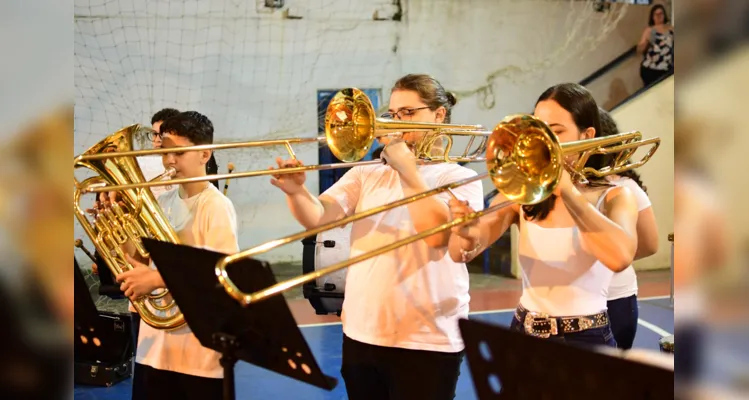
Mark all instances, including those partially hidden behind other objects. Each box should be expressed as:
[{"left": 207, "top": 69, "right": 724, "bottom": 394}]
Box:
[
  {"left": 206, "top": 153, "right": 219, "bottom": 189},
  {"left": 648, "top": 4, "right": 669, "bottom": 26},
  {"left": 151, "top": 108, "right": 181, "bottom": 127},
  {"left": 160, "top": 111, "right": 214, "bottom": 145},
  {"left": 161, "top": 111, "right": 219, "bottom": 187},
  {"left": 391, "top": 74, "right": 457, "bottom": 123},
  {"left": 523, "top": 83, "right": 603, "bottom": 221},
  {"left": 594, "top": 108, "right": 647, "bottom": 194}
]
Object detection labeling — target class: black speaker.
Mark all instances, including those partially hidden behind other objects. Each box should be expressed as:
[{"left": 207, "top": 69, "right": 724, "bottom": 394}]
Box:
[
  {"left": 73, "top": 312, "right": 133, "bottom": 387},
  {"left": 74, "top": 258, "right": 133, "bottom": 387},
  {"left": 74, "top": 311, "right": 133, "bottom": 364}
]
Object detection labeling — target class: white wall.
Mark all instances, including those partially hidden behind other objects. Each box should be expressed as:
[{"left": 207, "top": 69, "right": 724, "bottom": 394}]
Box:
[
  {"left": 74, "top": 0, "right": 651, "bottom": 264},
  {"left": 585, "top": 55, "right": 644, "bottom": 110},
  {"left": 611, "top": 75, "right": 674, "bottom": 270}
]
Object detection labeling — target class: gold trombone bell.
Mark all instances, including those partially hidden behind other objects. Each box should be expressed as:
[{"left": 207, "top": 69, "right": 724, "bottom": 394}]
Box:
[{"left": 325, "top": 88, "right": 485, "bottom": 162}]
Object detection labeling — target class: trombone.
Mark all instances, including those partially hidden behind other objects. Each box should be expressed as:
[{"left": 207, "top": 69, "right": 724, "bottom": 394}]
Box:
[
  {"left": 215, "top": 114, "right": 661, "bottom": 306},
  {"left": 76, "top": 88, "right": 491, "bottom": 193}
]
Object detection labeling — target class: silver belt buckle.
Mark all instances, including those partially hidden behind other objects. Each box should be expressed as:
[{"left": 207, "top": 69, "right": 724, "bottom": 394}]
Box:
[{"left": 523, "top": 311, "right": 558, "bottom": 339}]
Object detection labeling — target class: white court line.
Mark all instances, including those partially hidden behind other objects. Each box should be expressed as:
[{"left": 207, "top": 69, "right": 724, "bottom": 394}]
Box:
[
  {"left": 636, "top": 295, "right": 673, "bottom": 337},
  {"left": 637, "top": 319, "right": 672, "bottom": 337},
  {"left": 297, "top": 295, "right": 672, "bottom": 329}
]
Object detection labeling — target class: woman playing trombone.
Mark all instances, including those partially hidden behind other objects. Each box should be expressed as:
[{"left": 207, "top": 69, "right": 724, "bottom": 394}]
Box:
[
  {"left": 449, "top": 82, "right": 640, "bottom": 348},
  {"left": 270, "top": 74, "right": 483, "bottom": 400}
]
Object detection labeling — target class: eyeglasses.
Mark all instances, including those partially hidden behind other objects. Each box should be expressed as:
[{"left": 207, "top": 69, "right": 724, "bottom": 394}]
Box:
[
  {"left": 380, "top": 107, "right": 431, "bottom": 120},
  {"left": 147, "top": 131, "right": 163, "bottom": 141}
]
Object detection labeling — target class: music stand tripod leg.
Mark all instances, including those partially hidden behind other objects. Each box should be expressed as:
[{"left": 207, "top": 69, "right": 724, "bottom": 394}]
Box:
[{"left": 214, "top": 333, "right": 238, "bottom": 400}]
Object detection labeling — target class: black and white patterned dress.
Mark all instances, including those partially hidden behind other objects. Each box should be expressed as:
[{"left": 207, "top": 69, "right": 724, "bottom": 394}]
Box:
[{"left": 640, "top": 28, "right": 674, "bottom": 86}]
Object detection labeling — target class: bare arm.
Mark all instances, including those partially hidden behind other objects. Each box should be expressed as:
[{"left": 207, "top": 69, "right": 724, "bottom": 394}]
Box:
[
  {"left": 634, "top": 207, "right": 659, "bottom": 259},
  {"left": 394, "top": 164, "right": 459, "bottom": 248},
  {"left": 401, "top": 170, "right": 484, "bottom": 250},
  {"left": 288, "top": 188, "right": 346, "bottom": 229},
  {"left": 269, "top": 157, "right": 352, "bottom": 230},
  {"left": 447, "top": 194, "right": 519, "bottom": 263},
  {"left": 381, "top": 141, "right": 455, "bottom": 248},
  {"left": 560, "top": 184, "right": 639, "bottom": 272}
]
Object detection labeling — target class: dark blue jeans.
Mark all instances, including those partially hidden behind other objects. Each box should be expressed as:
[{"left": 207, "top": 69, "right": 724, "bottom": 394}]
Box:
[
  {"left": 510, "top": 310, "right": 617, "bottom": 348},
  {"left": 607, "top": 295, "right": 638, "bottom": 350}
]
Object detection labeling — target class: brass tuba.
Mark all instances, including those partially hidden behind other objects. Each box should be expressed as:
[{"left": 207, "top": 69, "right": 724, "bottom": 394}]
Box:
[{"left": 74, "top": 124, "right": 186, "bottom": 330}]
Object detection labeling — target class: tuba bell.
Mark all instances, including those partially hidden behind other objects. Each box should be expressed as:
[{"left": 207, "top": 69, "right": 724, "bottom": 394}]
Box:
[{"left": 74, "top": 124, "right": 186, "bottom": 330}]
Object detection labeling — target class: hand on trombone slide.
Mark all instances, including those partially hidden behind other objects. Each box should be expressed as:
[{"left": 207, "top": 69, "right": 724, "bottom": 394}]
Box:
[
  {"left": 448, "top": 199, "right": 481, "bottom": 241},
  {"left": 269, "top": 157, "right": 306, "bottom": 195}
]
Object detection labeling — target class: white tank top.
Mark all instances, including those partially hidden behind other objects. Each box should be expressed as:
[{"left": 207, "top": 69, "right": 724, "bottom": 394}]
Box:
[{"left": 518, "top": 187, "right": 617, "bottom": 317}]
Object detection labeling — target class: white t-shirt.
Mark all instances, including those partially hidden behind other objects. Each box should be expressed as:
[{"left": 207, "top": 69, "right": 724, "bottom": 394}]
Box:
[
  {"left": 607, "top": 177, "right": 652, "bottom": 301},
  {"left": 321, "top": 164, "right": 484, "bottom": 353},
  {"left": 135, "top": 183, "right": 239, "bottom": 378},
  {"left": 518, "top": 187, "right": 617, "bottom": 317}
]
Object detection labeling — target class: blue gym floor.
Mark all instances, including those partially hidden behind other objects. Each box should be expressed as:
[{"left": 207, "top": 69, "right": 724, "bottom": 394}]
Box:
[{"left": 74, "top": 296, "right": 674, "bottom": 400}]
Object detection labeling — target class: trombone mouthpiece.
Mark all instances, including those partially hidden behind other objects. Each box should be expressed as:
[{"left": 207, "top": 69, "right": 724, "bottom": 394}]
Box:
[{"left": 227, "top": 162, "right": 235, "bottom": 172}]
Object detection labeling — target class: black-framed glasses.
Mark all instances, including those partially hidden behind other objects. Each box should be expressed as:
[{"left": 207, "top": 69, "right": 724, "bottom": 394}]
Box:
[
  {"left": 147, "top": 131, "right": 163, "bottom": 141},
  {"left": 380, "top": 106, "right": 431, "bottom": 120}
]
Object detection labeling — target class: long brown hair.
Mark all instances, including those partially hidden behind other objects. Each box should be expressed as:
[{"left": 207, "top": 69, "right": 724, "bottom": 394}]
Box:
[{"left": 523, "top": 83, "right": 603, "bottom": 221}]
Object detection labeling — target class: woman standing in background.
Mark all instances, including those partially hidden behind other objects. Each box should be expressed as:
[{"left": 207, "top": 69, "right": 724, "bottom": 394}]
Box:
[{"left": 637, "top": 4, "right": 674, "bottom": 86}]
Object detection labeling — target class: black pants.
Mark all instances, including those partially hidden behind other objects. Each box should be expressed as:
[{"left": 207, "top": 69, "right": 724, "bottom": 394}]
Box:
[
  {"left": 607, "top": 295, "right": 639, "bottom": 350},
  {"left": 132, "top": 362, "right": 223, "bottom": 400},
  {"left": 340, "top": 335, "right": 463, "bottom": 400},
  {"left": 640, "top": 65, "right": 671, "bottom": 87},
  {"left": 131, "top": 312, "right": 140, "bottom": 356}
]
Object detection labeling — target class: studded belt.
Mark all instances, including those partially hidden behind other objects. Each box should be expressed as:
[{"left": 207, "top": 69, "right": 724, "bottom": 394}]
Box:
[{"left": 514, "top": 304, "right": 610, "bottom": 339}]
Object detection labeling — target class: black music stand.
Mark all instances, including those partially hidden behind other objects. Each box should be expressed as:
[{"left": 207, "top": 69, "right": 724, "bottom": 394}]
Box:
[
  {"left": 75, "top": 257, "right": 100, "bottom": 330},
  {"left": 142, "top": 238, "right": 337, "bottom": 400},
  {"left": 458, "top": 318, "right": 674, "bottom": 400}
]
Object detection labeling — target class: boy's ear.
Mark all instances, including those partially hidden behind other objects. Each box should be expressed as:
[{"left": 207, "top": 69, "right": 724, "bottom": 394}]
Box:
[{"left": 201, "top": 150, "right": 211, "bottom": 164}]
